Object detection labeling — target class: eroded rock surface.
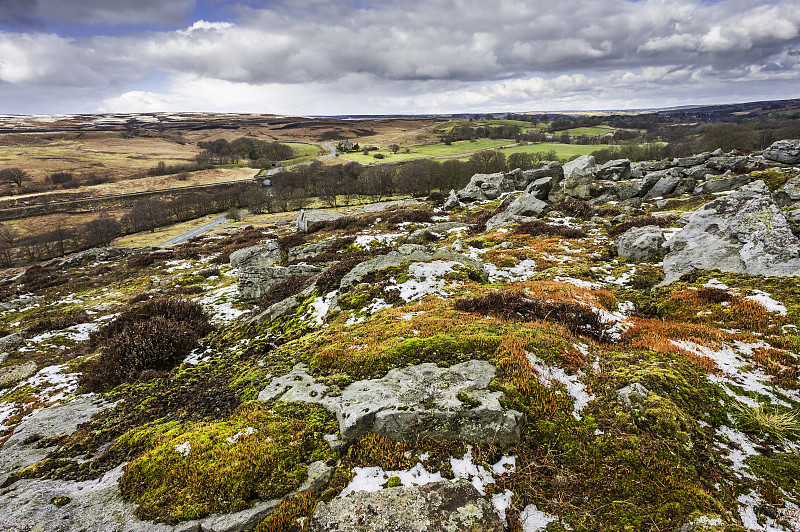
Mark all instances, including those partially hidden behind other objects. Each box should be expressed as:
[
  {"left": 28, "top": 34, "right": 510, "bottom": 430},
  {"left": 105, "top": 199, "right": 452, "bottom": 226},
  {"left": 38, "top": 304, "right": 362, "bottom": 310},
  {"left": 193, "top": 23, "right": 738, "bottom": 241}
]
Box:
[
  {"left": 763, "top": 139, "right": 800, "bottom": 165},
  {"left": 259, "top": 361, "right": 523, "bottom": 447},
  {"left": 615, "top": 225, "right": 665, "bottom": 262},
  {"left": 310, "top": 479, "right": 504, "bottom": 532},
  {"left": 663, "top": 180, "right": 800, "bottom": 283}
]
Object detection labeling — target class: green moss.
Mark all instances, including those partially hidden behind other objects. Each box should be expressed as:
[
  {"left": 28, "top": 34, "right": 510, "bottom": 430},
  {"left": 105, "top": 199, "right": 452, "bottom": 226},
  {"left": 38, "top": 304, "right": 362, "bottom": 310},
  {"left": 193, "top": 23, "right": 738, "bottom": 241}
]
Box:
[
  {"left": 51, "top": 495, "right": 71, "bottom": 506},
  {"left": 746, "top": 454, "right": 800, "bottom": 499},
  {"left": 117, "top": 401, "right": 336, "bottom": 523},
  {"left": 385, "top": 476, "right": 402, "bottom": 488},
  {"left": 751, "top": 169, "right": 791, "bottom": 191},
  {"left": 456, "top": 390, "right": 480, "bottom": 409}
]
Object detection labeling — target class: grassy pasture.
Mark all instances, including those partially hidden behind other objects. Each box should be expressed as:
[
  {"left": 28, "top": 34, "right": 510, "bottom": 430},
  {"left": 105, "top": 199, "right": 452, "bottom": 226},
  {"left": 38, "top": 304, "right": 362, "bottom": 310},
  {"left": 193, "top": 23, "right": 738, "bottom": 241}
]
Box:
[{"left": 339, "top": 139, "right": 512, "bottom": 165}]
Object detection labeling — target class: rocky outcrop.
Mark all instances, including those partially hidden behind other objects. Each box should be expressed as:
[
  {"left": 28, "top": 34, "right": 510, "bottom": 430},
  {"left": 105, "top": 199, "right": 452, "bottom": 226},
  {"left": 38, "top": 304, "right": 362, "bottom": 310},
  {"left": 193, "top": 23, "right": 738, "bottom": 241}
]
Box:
[
  {"left": 0, "top": 361, "right": 37, "bottom": 387},
  {"left": 297, "top": 210, "right": 344, "bottom": 232},
  {"left": 60, "top": 247, "right": 143, "bottom": 268},
  {"left": 595, "top": 159, "right": 631, "bottom": 181},
  {"left": 774, "top": 176, "right": 800, "bottom": 207},
  {"left": 238, "top": 264, "right": 324, "bottom": 300},
  {"left": 615, "top": 226, "right": 665, "bottom": 262},
  {"left": 693, "top": 174, "right": 751, "bottom": 195},
  {"left": 405, "top": 223, "right": 469, "bottom": 245},
  {"left": 557, "top": 155, "right": 596, "bottom": 200},
  {"left": 485, "top": 192, "right": 548, "bottom": 230},
  {"left": 311, "top": 479, "right": 504, "bottom": 532},
  {"left": 443, "top": 189, "right": 460, "bottom": 210},
  {"left": 663, "top": 180, "right": 800, "bottom": 283},
  {"left": 456, "top": 172, "right": 517, "bottom": 202},
  {"left": 338, "top": 244, "right": 486, "bottom": 290},
  {"left": 351, "top": 199, "right": 425, "bottom": 214},
  {"left": 259, "top": 361, "right": 524, "bottom": 447},
  {"left": 0, "top": 396, "right": 111, "bottom": 485},
  {"left": 763, "top": 139, "right": 800, "bottom": 165},
  {"left": 228, "top": 242, "right": 281, "bottom": 269}
]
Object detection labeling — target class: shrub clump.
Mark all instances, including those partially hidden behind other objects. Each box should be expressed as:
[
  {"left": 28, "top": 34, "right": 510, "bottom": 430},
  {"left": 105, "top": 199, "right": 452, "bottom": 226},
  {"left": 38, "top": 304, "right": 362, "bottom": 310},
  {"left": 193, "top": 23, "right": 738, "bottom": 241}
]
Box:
[
  {"left": 514, "top": 220, "right": 586, "bottom": 239},
  {"left": 453, "top": 290, "right": 608, "bottom": 341},
  {"left": 551, "top": 199, "right": 596, "bottom": 220},
  {"left": 608, "top": 215, "right": 675, "bottom": 237},
  {"left": 306, "top": 214, "right": 379, "bottom": 234},
  {"left": 80, "top": 298, "right": 213, "bottom": 392},
  {"left": 259, "top": 275, "right": 315, "bottom": 308},
  {"left": 385, "top": 208, "right": 433, "bottom": 227}
]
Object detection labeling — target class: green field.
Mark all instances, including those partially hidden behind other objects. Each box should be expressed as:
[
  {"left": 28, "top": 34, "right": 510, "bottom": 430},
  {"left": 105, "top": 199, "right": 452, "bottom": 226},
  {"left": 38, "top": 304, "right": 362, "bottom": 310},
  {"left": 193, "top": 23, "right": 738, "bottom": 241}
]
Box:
[
  {"left": 562, "top": 126, "right": 617, "bottom": 137},
  {"left": 339, "top": 139, "right": 511, "bottom": 165},
  {"left": 283, "top": 142, "right": 324, "bottom": 165},
  {"left": 494, "top": 143, "right": 602, "bottom": 161}
]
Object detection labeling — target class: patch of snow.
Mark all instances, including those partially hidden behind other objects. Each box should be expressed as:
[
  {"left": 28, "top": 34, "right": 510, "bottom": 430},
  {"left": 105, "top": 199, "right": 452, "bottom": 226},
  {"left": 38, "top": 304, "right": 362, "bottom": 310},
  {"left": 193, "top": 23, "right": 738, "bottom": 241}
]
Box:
[
  {"left": 737, "top": 490, "right": 799, "bottom": 531},
  {"left": 309, "top": 290, "right": 337, "bottom": 326},
  {"left": 355, "top": 233, "right": 404, "bottom": 248},
  {"left": 364, "top": 298, "right": 392, "bottom": 315},
  {"left": 197, "top": 285, "right": 248, "bottom": 323},
  {"left": 165, "top": 259, "right": 192, "bottom": 273},
  {"left": 450, "top": 446, "right": 495, "bottom": 495},
  {"left": 30, "top": 322, "right": 99, "bottom": 344},
  {"left": 704, "top": 278, "right": 729, "bottom": 290},
  {"left": 392, "top": 260, "right": 461, "bottom": 302},
  {"left": 339, "top": 462, "right": 445, "bottom": 497},
  {"left": 519, "top": 504, "right": 558, "bottom": 532},
  {"left": 527, "top": 353, "right": 595, "bottom": 420},
  {"left": 717, "top": 425, "right": 758, "bottom": 479},
  {"left": 554, "top": 276, "right": 601, "bottom": 290},
  {"left": 485, "top": 259, "right": 537, "bottom": 282},
  {"left": 593, "top": 307, "right": 633, "bottom": 342},
  {"left": 345, "top": 314, "right": 365, "bottom": 327},
  {"left": 174, "top": 441, "right": 191, "bottom": 456},
  {"left": 492, "top": 489, "right": 514, "bottom": 526},
  {"left": 0, "top": 403, "right": 19, "bottom": 431},
  {"left": 492, "top": 455, "right": 516, "bottom": 476},
  {"left": 617, "top": 301, "right": 635, "bottom": 315},
  {"left": 745, "top": 290, "right": 787, "bottom": 315},
  {"left": 671, "top": 340, "right": 799, "bottom": 405}
]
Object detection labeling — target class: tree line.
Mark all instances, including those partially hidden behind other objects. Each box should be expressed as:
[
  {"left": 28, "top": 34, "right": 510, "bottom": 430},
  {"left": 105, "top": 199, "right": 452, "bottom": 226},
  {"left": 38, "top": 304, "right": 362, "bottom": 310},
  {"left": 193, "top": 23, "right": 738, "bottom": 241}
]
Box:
[{"left": 196, "top": 137, "right": 294, "bottom": 165}]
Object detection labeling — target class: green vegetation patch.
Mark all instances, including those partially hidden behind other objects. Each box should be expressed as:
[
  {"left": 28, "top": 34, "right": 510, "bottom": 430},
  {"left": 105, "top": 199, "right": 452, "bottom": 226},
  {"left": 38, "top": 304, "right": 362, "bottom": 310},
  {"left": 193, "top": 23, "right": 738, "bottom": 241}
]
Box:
[{"left": 117, "top": 401, "right": 336, "bottom": 523}]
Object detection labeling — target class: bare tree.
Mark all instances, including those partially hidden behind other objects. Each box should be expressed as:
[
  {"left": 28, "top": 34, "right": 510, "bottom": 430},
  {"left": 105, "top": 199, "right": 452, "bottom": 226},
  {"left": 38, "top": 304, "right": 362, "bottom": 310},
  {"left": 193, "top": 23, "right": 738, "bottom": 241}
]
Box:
[
  {"left": 0, "top": 167, "right": 30, "bottom": 187},
  {"left": 468, "top": 150, "right": 507, "bottom": 174}
]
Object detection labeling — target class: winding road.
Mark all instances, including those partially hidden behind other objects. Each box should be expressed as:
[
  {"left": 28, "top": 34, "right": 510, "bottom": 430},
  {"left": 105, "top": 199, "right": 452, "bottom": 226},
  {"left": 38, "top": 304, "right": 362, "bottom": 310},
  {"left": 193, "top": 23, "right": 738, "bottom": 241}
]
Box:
[{"left": 158, "top": 143, "right": 339, "bottom": 246}]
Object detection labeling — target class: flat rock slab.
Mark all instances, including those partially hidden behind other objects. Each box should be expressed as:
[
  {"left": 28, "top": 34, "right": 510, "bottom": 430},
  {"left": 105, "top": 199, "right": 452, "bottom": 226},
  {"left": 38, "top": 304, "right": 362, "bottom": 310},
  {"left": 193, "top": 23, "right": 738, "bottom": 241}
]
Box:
[
  {"left": 0, "top": 396, "right": 111, "bottom": 485},
  {"left": 0, "top": 361, "right": 37, "bottom": 387},
  {"left": 663, "top": 180, "right": 800, "bottom": 283},
  {"left": 259, "top": 361, "right": 523, "bottom": 447},
  {"left": 311, "top": 479, "right": 504, "bottom": 532}
]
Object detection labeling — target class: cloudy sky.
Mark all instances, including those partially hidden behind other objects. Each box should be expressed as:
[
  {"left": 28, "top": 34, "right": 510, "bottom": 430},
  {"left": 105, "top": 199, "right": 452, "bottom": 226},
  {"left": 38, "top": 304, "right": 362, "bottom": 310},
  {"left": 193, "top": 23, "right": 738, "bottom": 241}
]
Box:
[{"left": 0, "top": 0, "right": 799, "bottom": 115}]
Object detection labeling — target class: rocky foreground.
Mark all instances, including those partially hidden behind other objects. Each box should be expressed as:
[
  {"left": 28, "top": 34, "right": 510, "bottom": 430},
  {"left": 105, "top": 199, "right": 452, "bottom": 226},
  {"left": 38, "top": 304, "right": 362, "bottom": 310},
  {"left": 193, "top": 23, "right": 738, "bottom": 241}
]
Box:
[{"left": 1, "top": 140, "right": 800, "bottom": 531}]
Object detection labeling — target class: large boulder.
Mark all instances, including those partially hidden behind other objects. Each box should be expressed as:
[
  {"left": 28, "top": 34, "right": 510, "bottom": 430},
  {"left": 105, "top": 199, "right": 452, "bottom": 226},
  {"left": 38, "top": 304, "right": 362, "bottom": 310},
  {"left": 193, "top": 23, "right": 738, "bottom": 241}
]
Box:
[
  {"left": 259, "top": 361, "right": 523, "bottom": 447},
  {"left": 297, "top": 210, "right": 344, "bottom": 232},
  {"left": 595, "top": 159, "right": 631, "bottom": 181},
  {"left": 485, "top": 192, "right": 548, "bottom": 230},
  {"left": 405, "top": 223, "right": 469, "bottom": 245},
  {"left": 774, "top": 176, "right": 800, "bottom": 207},
  {"left": 456, "top": 172, "right": 516, "bottom": 202},
  {"left": 59, "top": 247, "right": 142, "bottom": 268},
  {"left": 644, "top": 175, "right": 680, "bottom": 199},
  {"left": 763, "top": 139, "right": 800, "bottom": 165},
  {"left": 559, "top": 155, "right": 596, "bottom": 200},
  {"left": 338, "top": 244, "right": 486, "bottom": 290},
  {"left": 663, "top": 180, "right": 800, "bottom": 283},
  {"left": 352, "top": 199, "right": 426, "bottom": 214},
  {"left": 693, "top": 174, "right": 751, "bottom": 195},
  {"left": 238, "top": 264, "right": 324, "bottom": 300},
  {"left": 615, "top": 226, "right": 665, "bottom": 262},
  {"left": 442, "top": 189, "right": 460, "bottom": 210},
  {"left": 229, "top": 242, "right": 281, "bottom": 269},
  {"left": 311, "top": 479, "right": 504, "bottom": 532}
]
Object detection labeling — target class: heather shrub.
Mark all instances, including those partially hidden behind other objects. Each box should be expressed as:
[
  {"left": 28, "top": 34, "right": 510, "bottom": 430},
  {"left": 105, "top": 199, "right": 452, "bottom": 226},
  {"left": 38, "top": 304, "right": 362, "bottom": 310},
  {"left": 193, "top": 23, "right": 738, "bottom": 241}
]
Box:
[
  {"left": 551, "top": 199, "right": 596, "bottom": 220},
  {"left": 514, "top": 220, "right": 586, "bottom": 238}
]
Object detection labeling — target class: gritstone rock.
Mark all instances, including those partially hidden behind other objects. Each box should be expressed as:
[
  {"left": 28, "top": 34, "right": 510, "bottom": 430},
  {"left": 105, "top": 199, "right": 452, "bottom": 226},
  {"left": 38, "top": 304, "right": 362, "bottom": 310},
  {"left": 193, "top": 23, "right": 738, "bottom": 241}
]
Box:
[
  {"left": 762, "top": 139, "right": 800, "bottom": 165},
  {"left": 615, "top": 226, "right": 666, "bottom": 262},
  {"left": 259, "top": 361, "right": 523, "bottom": 447},
  {"left": 310, "top": 479, "right": 504, "bottom": 532},
  {"left": 405, "top": 223, "right": 469, "bottom": 245},
  {"left": 238, "top": 264, "right": 324, "bottom": 300},
  {"left": 774, "top": 176, "right": 800, "bottom": 207},
  {"left": 662, "top": 180, "right": 800, "bottom": 283},
  {"left": 228, "top": 241, "right": 281, "bottom": 269},
  {"left": 443, "top": 189, "right": 460, "bottom": 210},
  {"left": 693, "top": 174, "right": 751, "bottom": 195},
  {"left": 297, "top": 210, "right": 344, "bottom": 232},
  {"left": 485, "top": 193, "right": 548, "bottom": 230},
  {"left": 595, "top": 159, "right": 631, "bottom": 181}
]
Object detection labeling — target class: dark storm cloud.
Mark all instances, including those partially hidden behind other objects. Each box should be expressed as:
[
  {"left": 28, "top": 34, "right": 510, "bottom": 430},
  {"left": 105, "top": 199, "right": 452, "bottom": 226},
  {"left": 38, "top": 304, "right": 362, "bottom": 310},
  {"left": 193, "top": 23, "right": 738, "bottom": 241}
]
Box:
[
  {"left": 0, "top": 0, "right": 799, "bottom": 113},
  {"left": 0, "top": 0, "right": 195, "bottom": 27}
]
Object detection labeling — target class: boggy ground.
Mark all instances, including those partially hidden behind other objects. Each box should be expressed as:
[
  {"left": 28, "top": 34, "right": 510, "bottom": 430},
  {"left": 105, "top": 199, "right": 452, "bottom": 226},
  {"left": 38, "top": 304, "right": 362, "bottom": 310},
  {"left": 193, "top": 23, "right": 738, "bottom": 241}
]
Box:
[{"left": 0, "top": 167, "right": 798, "bottom": 532}]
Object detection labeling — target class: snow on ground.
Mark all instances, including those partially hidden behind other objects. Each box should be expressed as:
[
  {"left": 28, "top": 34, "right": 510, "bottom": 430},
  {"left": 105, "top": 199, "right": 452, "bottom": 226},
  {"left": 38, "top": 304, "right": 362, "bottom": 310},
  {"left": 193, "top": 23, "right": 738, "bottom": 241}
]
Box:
[
  {"left": 391, "top": 260, "right": 461, "bottom": 302},
  {"left": 354, "top": 233, "right": 405, "bottom": 248},
  {"left": 0, "top": 402, "right": 18, "bottom": 431},
  {"left": 527, "top": 353, "right": 595, "bottom": 420},
  {"left": 553, "top": 276, "right": 602, "bottom": 290},
  {"left": 308, "top": 291, "right": 337, "bottom": 326},
  {"left": 30, "top": 322, "right": 100, "bottom": 345},
  {"left": 738, "top": 490, "right": 800, "bottom": 532},
  {"left": 484, "top": 259, "right": 538, "bottom": 282},
  {"left": 14, "top": 364, "right": 79, "bottom": 403},
  {"left": 669, "top": 340, "right": 799, "bottom": 405},
  {"left": 492, "top": 489, "right": 514, "bottom": 526},
  {"left": 519, "top": 504, "right": 559, "bottom": 531},
  {"left": 745, "top": 290, "right": 787, "bottom": 315},
  {"left": 716, "top": 425, "right": 758, "bottom": 479},
  {"left": 339, "top": 462, "right": 445, "bottom": 497},
  {"left": 450, "top": 447, "right": 496, "bottom": 495},
  {"left": 197, "top": 285, "right": 248, "bottom": 323}
]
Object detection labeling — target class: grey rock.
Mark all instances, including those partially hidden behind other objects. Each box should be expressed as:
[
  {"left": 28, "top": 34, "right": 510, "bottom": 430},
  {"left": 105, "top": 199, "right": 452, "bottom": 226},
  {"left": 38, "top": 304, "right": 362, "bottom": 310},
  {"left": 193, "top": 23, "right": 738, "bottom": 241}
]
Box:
[
  {"left": 443, "top": 189, "right": 460, "bottom": 210},
  {"left": 352, "top": 199, "right": 426, "bottom": 214},
  {"left": 238, "top": 264, "right": 324, "bottom": 301},
  {"left": 0, "top": 296, "right": 43, "bottom": 311},
  {"left": 0, "top": 396, "right": 112, "bottom": 487},
  {"left": 59, "top": 247, "right": 142, "bottom": 268},
  {"left": 596, "top": 159, "right": 631, "bottom": 181},
  {"left": 406, "top": 223, "right": 469, "bottom": 245},
  {"left": 693, "top": 174, "right": 751, "bottom": 195},
  {"left": 287, "top": 240, "right": 336, "bottom": 263},
  {"left": 774, "top": 176, "right": 800, "bottom": 207},
  {"left": 523, "top": 161, "right": 563, "bottom": 182},
  {"left": 705, "top": 156, "right": 754, "bottom": 173},
  {"left": 456, "top": 172, "right": 516, "bottom": 202},
  {"left": 596, "top": 182, "right": 640, "bottom": 202},
  {"left": 297, "top": 210, "right": 344, "bottom": 232},
  {"left": 338, "top": 245, "right": 486, "bottom": 290},
  {"left": 525, "top": 175, "right": 559, "bottom": 200},
  {"left": 789, "top": 208, "right": 800, "bottom": 223},
  {"left": 563, "top": 155, "right": 596, "bottom": 179},
  {"left": 485, "top": 193, "right": 548, "bottom": 230},
  {"left": 251, "top": 285, "right": 316, "bottom": 325},
  {"left": 672, "top": 153, "right": 713, "bottom": 168},
  {"left": 506, "top": 168, "right": 527, "bottom": 189},
  {"left": 560, "top": 155, "right": 596, "bottom": 200},
  {"left": 763, "top": 139, "right": 800, "bottom": 165},
  {"left": 637, "top": 171, "right": 664, "bottom": 197},
  {"left": 0, "top": 361, "right": 37, "bottom": 387},
  {"left": 680, "top": 164, "right": 719, "bottom": 179},
  {"left": 261, "top": 361, "right": 523, "bottom": 447},
  {"left": 663, "top": 180, "right": 800, "bottom": 283},
  {"left": 311, "top": 479, "right": 504, "bottom": 532},
  {"left": 0, "top": 331, "right": 24, "bottom": 350},
  {"left": 229, "top": 241, "right": 280, "bottom": 269},
  {"left": 617, "top": 383, "right": 650, "bottom": 414},
  {"left": 644, "top": 176, "right": 680, "bottom": 199},
  {"left": 615, "top": 226, "right": 665, "bottom": 262}
]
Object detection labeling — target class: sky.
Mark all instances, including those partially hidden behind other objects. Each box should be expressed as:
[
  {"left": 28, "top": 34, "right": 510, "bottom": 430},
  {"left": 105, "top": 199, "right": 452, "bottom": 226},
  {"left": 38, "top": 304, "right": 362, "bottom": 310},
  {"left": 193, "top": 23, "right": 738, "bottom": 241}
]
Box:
[{"left": 0, "top": 0, "right": 799, "bottom": 116}]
